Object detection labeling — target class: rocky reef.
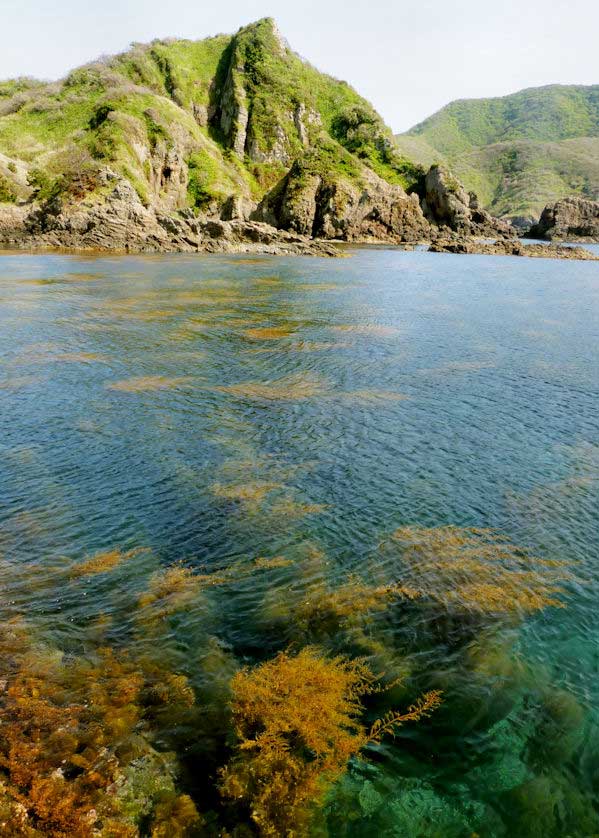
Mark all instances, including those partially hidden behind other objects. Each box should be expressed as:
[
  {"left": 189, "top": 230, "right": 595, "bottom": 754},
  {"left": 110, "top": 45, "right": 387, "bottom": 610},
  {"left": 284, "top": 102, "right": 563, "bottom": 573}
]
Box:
[
  {"left": 430, "top": 237, "right": 599, "bottom": 261},
  {"left": 529, "top": 197, "right": 599, "bottom": 242}
]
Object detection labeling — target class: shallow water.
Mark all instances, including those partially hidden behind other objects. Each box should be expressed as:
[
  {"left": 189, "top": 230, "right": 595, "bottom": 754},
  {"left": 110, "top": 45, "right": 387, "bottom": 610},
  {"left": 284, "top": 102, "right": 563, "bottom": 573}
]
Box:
[{"left": 0, "top": 247, "right": 598, "bottom": 836}]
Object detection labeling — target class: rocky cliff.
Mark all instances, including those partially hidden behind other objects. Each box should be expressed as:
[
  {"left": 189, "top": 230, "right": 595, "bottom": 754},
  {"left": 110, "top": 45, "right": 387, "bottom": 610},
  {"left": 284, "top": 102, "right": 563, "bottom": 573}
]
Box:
[
  {"left": 0, "top": 18, "right": 518, "bottom": 254},
  {"left": 255, "top": 142, "right": 431, "bottom": 243},
  {"left": 529, "top": 197, "right": 599, "bottom": 241}
]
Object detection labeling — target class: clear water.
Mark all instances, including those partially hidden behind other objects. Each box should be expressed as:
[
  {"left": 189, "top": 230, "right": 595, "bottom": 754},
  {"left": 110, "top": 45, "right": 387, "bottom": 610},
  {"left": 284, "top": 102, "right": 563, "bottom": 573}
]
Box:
[{"left": 1, "top": 248, "right": 598, "bottom": 836}]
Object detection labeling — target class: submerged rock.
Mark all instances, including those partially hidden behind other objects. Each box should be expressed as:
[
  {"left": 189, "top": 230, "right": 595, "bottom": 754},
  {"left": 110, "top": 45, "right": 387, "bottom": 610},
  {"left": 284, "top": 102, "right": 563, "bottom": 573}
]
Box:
[{"left": 429, "top": 237, "right": 599, "bottom": 261}]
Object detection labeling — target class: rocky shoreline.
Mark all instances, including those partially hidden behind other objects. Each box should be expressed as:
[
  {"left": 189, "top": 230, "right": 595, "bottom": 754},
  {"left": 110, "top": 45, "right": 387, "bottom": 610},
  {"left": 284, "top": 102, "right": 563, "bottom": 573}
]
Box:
[
  {"left": 2, "top": 165, "right": 597, "bottom": 261},
  {"left": 429, "top": 238, "right": 599, "bottom": 261}
]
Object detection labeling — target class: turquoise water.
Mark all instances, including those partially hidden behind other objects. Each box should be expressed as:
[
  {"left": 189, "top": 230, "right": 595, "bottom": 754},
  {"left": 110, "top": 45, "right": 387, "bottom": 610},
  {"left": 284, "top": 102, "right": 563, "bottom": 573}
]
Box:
[{"left": 0, "top": 248, "right": 598, "bottom": 836}]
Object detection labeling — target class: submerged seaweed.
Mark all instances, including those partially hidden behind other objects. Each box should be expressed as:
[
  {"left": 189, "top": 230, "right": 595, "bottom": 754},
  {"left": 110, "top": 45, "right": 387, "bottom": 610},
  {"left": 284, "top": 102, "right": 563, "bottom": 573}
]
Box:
[
  {"left": 1, "top": 253, "right": 597, "bottom": 838},
  {"left": 0, "top": 621, "right": 202, "bottom": 837},
  {"left": 220, "top": 647, "right": 441, "bottom": 837},
  {"left": 381, "top": 525, "right": 576, "bottom": 617}
]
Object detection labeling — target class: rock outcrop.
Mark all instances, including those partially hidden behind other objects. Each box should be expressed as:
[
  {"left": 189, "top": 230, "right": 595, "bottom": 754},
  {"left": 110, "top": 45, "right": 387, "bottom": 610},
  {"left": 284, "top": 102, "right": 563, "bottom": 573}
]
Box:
[
  {"left": 0, "top": 19, "right": 533, "bottom": 257},
  {"left": 508, "top": 216, "right": 536, "bottom": 236},
  {"left": 529, "top": 197, "right": 599, "bottom": 241},
  {"left": 209, "top": 18, "right": 304, "bottom": 166},
  {"left": 422, "top": 165, "right": 515, "bottom": 238},
  {"left": 255, "top": 146, "right": 432, "bottom": 243},
  {"left": 0, "top": 179, "right": 339, "bottom": 256},
  {"left": 429, "top": 238, "right": 598, "bottom": 261}
]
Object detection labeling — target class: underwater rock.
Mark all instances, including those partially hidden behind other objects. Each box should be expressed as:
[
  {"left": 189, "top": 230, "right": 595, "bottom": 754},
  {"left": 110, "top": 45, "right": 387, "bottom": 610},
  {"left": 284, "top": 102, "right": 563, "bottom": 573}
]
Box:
[{"left": 527, "top": 687, "right": 585, "bottom": 767}]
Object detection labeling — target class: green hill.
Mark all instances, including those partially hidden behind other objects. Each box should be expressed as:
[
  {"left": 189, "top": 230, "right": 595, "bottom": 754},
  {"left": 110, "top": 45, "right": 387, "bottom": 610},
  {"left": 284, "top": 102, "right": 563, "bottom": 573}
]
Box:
[
  {"left": 0, "top": 17, "right": 421, "bottom": 218},
  {"left": 395, "top": 85, "right": 599, "bottom": 220}
]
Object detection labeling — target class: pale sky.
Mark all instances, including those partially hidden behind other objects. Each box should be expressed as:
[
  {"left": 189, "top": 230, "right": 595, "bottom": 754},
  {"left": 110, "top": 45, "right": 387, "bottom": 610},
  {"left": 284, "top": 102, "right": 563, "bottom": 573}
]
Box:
[{"left": 2, "top": 0, "right": 599, "bottom": 132}]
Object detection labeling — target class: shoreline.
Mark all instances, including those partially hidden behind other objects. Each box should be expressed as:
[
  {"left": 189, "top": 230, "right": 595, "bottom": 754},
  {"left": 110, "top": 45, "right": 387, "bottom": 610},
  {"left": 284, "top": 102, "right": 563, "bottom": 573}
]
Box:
[{"left": 1, "top": 235, "right": 597, "bottom": 261}]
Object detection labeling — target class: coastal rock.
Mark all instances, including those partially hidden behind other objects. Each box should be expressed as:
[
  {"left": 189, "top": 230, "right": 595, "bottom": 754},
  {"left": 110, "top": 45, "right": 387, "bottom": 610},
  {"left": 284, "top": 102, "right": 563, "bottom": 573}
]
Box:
[
  {"left": 0, "top": 203, "right": 28, "bottom": 240},
  {"left": 199, "top": 219, "right": 339, "bottom": 255},
  {"left": 147, "top": 140, "right": 189, "bottom": 211},
  {"left": 508, "top": 215, "right": 536, "bottom": 235},
  {"left": 314, "top": 174, "right": 430, "bottom": 242},
  {"left": 529, "top": 197, "right": 599, "bottom": 241},
  {"left": 220, "top": 194, "right": 258, "bottom": 221},
  {"left": 0, "top": 180, "right": 339, "bottom": 256},
  {"left": 217, "top": 46, "right": 250, "bottom": 158},
  {"left": 423, "top": 164, "right": 514, "bottom": 238},
  {"left": 429, "top": 238, "right": 599, "bottom": 261},
  {"left": 256, "top": 151, "right": 432, "bottom": 243}
]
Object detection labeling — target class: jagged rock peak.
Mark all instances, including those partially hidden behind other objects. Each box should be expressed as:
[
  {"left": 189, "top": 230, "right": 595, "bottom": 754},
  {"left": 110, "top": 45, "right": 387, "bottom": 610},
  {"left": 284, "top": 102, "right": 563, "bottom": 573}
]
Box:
[
  {"left": 235, "top": 18, "right": 290, "bottom": 55},
  {"left": 422, "top": 164, "right": 514, "bottom": 238}
]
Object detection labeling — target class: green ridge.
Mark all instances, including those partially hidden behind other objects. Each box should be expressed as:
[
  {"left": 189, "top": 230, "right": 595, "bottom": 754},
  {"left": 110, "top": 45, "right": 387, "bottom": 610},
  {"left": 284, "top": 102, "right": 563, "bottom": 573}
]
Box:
[{"left": 396, "top": 85, "right": 599, "bottom": 219}]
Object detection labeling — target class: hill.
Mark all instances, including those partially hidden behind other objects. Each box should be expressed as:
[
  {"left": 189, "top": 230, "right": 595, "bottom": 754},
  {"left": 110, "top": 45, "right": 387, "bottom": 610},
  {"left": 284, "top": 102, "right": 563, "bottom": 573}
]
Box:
[
  {"left": 0, "top": 18, "right": 443, "bottom": 251},
  {"left": 395, "top": 85, "right": 599, "bottom": 222},
  {"left": 0, "top": 18, "right": 519, "bottom": 253}
]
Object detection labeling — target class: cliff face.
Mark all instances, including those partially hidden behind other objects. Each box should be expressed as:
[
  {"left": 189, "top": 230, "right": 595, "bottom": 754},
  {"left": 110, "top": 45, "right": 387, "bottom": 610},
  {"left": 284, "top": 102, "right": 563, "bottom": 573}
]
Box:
[
  {"left": 0, "top": 18, "right": 512, "bottom": 252},
  {"left": 255, "top": 143, "right": 432, "bottom": 242},
  {"left": 530, "top": 197, "right": 599, "bottom": 241}
]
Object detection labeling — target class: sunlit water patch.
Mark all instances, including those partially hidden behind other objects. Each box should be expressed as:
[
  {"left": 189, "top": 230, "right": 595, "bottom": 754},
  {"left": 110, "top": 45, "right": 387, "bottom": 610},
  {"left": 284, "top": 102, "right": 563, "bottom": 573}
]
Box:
[{"left": 0, "top": 248, "right": 598, "bottom": 837}]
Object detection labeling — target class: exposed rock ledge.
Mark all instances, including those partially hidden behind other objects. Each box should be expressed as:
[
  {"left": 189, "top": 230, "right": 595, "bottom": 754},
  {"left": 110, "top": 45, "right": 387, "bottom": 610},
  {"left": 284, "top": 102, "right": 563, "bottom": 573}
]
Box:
[
  {"left": 1, "top": 178, "right": 597, "bottom": 261},
  {"left": 429, "top": 238, "right": 599, "bottom": 261},
  {"left": 0, "top": 183, "right": 339, "bottom": 257}
]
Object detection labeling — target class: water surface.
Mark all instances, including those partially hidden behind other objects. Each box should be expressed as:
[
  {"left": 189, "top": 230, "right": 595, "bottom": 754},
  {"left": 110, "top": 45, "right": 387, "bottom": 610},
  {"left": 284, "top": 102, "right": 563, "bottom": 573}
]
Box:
[{"left": 1, "top": 248, "right": 598, "bottom": 836}]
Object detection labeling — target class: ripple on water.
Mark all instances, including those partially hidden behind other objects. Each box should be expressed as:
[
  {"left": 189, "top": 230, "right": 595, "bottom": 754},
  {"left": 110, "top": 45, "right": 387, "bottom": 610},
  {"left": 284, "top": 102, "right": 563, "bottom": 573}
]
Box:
[{"left": 0, "top": 249, "right": 597, "bottom": 837}]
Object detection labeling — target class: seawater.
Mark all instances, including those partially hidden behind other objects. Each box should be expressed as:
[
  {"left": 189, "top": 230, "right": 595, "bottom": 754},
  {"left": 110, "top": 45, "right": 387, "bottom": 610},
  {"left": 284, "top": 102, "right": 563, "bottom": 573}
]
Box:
[{"left": 0, "top": 247, "right": 598, "bottom": 836}]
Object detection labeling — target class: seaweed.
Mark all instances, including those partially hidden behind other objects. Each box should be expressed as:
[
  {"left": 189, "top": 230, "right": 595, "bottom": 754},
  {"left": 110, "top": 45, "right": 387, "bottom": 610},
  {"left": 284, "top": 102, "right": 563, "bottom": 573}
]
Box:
[
  {"left": 219, "top": 647, "right": 441, "bottom": 836},
  {"left": 381, "top": 526, "right": 576, "bottom": 617},
  {"left": 70, "top": 547, "right": 147, "bottom": 578},
  {"left": 0, "top": 624, "right": 203, "bottom": 837}
]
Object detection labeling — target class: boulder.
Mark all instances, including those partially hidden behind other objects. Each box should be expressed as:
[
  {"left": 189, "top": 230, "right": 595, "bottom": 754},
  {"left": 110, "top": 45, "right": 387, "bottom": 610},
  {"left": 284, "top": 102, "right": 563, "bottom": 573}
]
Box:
[{"left": 529, "top": 197, "right": 599, "bottom": 241}]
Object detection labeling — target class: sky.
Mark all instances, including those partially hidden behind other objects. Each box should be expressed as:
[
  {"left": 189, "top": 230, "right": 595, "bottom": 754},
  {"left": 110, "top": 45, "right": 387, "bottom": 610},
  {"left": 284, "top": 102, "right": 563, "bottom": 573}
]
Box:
[{"left": 2, "top": 0, "right": 599, "bottom": 133}]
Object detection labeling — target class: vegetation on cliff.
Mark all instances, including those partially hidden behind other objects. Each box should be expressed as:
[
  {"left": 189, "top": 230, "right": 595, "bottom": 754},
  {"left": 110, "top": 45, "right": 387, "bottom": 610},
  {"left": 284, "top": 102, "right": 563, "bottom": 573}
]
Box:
[{"left": 0, "top": 17, "right": 421, "bottom": 226}]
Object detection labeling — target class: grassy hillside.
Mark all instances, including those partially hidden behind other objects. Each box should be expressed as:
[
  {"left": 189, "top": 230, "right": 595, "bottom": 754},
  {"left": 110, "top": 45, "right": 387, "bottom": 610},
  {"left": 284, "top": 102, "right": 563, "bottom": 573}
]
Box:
[
  {"left": 0, "top": 18, "right": 422, "bottom": 216},
  {"left": 396, "top": 85, "right": 599, "bottom": 219}
]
